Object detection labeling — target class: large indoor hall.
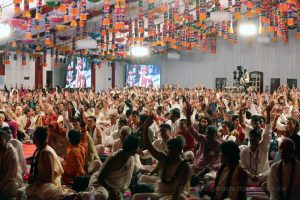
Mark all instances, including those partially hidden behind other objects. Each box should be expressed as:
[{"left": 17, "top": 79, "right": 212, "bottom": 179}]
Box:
[{"left": 0, "top": 0, "right": 299, "bottom": 199}]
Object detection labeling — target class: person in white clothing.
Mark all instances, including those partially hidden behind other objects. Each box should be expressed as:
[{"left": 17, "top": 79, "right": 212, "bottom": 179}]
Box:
[
  {"left": 0, "top": 130, "right": 23, "bottom": 198},
  {"left": 168, "top": 108, "right": 181, "bottom": 136},
  {"left": 240, "top": 102, "right": 274, "bottom": 188},
  {"left": 268, "top": 138, "right": 300, "bottom": 200},
  {"left": 2, "top": 127, "right": 28, "bottom": 174},
  {"left": 87, "top": 135, "right": 140, "bottom": 200},
  {"left": 87, "top": 116, "right": 104, "bottom": 145}
]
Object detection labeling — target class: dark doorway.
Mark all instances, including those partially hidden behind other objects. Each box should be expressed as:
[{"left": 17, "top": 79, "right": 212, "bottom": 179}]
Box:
[
  {"left": 216, "top": 78, "right": 227, "bottom": 89},
  {"left": 46, "top": 71, "right": 53, "bottom": 88},
  {"left": 271, "top": 78, "right": 280, "bottom": 94},
  {"left": 287, "top": 79, "right": 297, "bottom": 89}
]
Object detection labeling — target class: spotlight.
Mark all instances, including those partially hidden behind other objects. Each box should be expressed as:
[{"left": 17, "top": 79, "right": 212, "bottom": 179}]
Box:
[
  {"left": 130, "top": 46, "right": 150, "bottom": 57},
  {"left": 0, "top": 24, "right": 11, "bottom": 38},
  {"left": 238, "top": 23, "right": 257, "bottom": 37}
]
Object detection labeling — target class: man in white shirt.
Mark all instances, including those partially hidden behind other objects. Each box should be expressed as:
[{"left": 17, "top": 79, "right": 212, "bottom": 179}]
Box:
[
  {"left": 240, "top": 102, "right": 274, "bottom": 187},
  {"left": 268, "top": 138, "right": 300, "bottom": 200},
  {"left": 167, "top": 108, "right": 181, "bottom": 136}
]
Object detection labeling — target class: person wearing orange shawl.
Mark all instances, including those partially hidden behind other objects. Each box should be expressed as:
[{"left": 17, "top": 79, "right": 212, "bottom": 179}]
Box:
[
  {"left": 62, "top": 129, "right": 85, "bottom": 185},
  {"left": 48, "top": 121, "right": 68, "bottom": 158},
  {"left": 71, "top": 116, "right": 100, "bottom": 171}
]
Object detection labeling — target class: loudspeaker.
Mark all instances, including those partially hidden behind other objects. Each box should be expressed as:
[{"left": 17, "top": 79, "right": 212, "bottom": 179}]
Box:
[{"left": 237, "top": 66, "right": 243, "bottom": 71}]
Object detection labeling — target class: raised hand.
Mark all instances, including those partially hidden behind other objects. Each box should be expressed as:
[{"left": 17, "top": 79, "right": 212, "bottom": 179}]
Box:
[
  {"left": 143, "top": 115, "right": 154, "bottom": 129},
  {"left": 266, "top": 101, "right": 275, "bottom": 113},
  {"left": 185, "top": 102, "right": 193, "bottom": 117}
]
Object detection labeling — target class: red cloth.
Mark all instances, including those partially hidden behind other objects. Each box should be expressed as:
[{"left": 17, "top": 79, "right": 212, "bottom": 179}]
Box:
[
  {"left": 176, "top": 130, "right": 195, "bottom": 152},
  {"left": 43, "top": 113, "right": 58, "bottom": 126},
  {"left": 236, "top": 125, "right": 245, "bottom": 144},
  {"left": 48, "top": 121, "right": 66, "bottom": 137},
  {"left": 7, "top": 121, "right": 18, "bottom": 139}
]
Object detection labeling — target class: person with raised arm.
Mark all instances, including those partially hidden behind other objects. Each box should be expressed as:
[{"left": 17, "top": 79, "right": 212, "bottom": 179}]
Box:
[
  {"left": 240, "top": 101, "right": 274, "bottom": 188},
  {"left": 132, "top": 115, "right": 191, "bottom": 200},
  {"left": 185, "top": 102, "right": 221, "bottom": 185}
]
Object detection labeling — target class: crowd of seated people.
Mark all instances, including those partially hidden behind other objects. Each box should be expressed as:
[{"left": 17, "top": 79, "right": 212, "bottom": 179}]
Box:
[{"left": 0, "top": 84, "right": 299, "bottom": 200}]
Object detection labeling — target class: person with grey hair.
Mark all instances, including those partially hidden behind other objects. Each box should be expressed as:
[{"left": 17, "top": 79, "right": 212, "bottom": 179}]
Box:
[
  {"left": 268, "top": 138, "right": 300, "bottom": 200},
  {"left": 112, "top": 126, "right": 131, "bottom": 152}
]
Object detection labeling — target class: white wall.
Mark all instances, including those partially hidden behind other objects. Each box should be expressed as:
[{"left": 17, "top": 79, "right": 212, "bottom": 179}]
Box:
[
  {"left": 95, "top": 61, "right": 112, "bottom": 91},
  {"left": 115, "top": 61, "right": 126, "bottom": 88},
  {"left": 7, "top": 35, "right": 298, "bottom": 91},
  {"left": 5, "top": 54, "right": 35, "bottom": 89},
  {"left": 140, "top": 34, "right": 300, "bottom": 89},
  {"left": 51, "top": 58, "right": 67, "bottom": 87},
  {"left": 4, "top": 53, "right": 53, "bottom": 89}
]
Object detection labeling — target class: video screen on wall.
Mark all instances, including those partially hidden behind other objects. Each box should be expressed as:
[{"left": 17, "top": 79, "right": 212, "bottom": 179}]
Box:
[
  {"left": 125, "top": 64, "right": 160, "bottom": 87},
  {"left": 65, "top": 57, "right": 91, "bottom": 88}
]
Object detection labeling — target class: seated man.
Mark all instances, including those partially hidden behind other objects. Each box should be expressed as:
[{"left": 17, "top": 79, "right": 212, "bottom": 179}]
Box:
[
  {"left": 62, "top": 129, "right": 85, "bottom": 185},
  {"left": 0, "top": 130, "right": 23, "bottom": 198},
  {"left": 139, "top": 123, "right": 171, "bottom": 160},
  {"left": 132, "top": 116, "right": 191, "bottom": 200},
  {"left": 111, "top": 119, "right": 127, "bottom": 140},
  {"left": 175, "top": 119, "right": 195, "bottom": 152},
  {"left": 138, "top": 123, "right": 172, "bottom": 185},
  {"left": 87, "top": 116, "right": 104, "bottom": 145},
  {"left": 268, "top": 138, "right": 300, "bottom": 200},
  {"left": 240, "top": 102, "right": 273, "bottom": 188},
  {"left": 87, "top": 135, "right": 140, "bottom": 200},
  {"left": 112, "top": 126, "right": 131, "bottom": 152}
]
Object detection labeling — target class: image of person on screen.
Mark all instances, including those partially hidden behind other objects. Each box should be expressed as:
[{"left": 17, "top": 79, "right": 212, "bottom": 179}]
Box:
[
  {"left": 139, "top": 66, "right": 153, "bottom": 88},
  {"left": 75, "top": 59, "right": 86, "bottom": 88},
  {"left": 66, "top": 64, "right": 73, "bottom": 86},
  {"left": 127, "top": 70, "right": 135, "bottom": 87}
]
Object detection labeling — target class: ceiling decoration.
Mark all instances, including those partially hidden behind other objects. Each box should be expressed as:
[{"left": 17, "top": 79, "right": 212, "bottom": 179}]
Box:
[{"left": 0, "top": 0, "right": 298, "bottom": 66}]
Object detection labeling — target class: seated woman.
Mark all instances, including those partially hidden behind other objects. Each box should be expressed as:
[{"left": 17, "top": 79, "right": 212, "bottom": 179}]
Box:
[
  {"left": 48, "top": 121, "right": 68, "bottom": 158},
  {"left": 218, "top": 120, "right": 238, "bottom": 143},
  {"left": 62, "top": 129, "right": 85, "bottom": 185},
  {"left": 132, "top": 116, "right": 192, "bottom": 200},
  {"left": 0, "top": 130, "right": 23, "bottom": 198},
  {"left": 26, "top": 126, "right": 65, "bottom": 199},
  {"left": 211, "top": 141, "right": 247, "bottom": 200}
]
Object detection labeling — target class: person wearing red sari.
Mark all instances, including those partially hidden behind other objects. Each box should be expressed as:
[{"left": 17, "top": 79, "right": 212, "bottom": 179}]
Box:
[
  {"left": 48, "top": 121, "right": 68, "bottom": 158},
  {"left": 62, "top": 130, "right": 85, "bottom": 185},
  {"left": 43, "top": 105, "right": 57, "bottom": 126}
]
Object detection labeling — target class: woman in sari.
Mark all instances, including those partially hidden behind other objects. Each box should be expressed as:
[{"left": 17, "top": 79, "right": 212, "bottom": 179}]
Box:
[
  {"left": 211, "top": 141, "right": 247, "bottom": 200},
  {"left": 26, "top": 126, "right": 65, "bottom": 200},
  {"left": 48, "top": 121, "right": 68, "bottom": 158}
]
